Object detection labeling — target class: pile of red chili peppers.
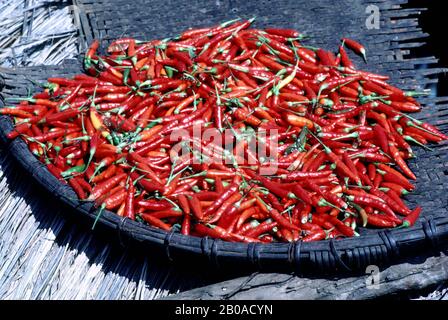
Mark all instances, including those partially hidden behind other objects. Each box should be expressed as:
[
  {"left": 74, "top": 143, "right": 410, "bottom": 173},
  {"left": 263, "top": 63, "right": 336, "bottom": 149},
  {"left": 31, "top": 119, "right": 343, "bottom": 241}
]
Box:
[{"left": 2, "top": 19, "right": 447, "bottom": 243}]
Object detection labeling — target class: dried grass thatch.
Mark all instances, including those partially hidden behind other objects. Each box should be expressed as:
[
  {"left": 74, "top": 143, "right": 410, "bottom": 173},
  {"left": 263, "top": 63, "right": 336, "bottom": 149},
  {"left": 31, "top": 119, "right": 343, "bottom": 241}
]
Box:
[{"left": 0, "top": 0, "right": 78, "bottom": 67}]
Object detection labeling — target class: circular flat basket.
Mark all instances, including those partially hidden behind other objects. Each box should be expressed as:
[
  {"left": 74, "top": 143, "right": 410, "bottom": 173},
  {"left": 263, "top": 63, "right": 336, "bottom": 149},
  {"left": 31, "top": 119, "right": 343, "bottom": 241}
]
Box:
[{"left": 1, "top": 0, "right": 447, "bottom": 275}]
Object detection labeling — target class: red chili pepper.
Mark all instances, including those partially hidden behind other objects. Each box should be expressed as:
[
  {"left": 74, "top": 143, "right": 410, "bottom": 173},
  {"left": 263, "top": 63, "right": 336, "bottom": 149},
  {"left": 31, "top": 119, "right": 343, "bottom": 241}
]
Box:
[
  {"left": 76, "top": 177, "right": 92, "bottom": 193},
  {"left": 244, "top": 220, "right": 278, "bottom": 239},
  {"left": 32, "top": 127, "right": 80, "bottom": 142},
  {"left": 235, "top": 207, "right": 258, "bottom": 230},
  {"left": 265, "top": 28, "right": 300, "bottom": 38},
  {"left": 85, "top": 39, "right": 99, "bottom": 70},
  {"left": 88, "top": 173, "right": 127, "bottom": 200},
  {"left": 201, "top": 178, "right": 240, "bottom": 217},
  {"left": 366, "top": 214, "right": 398, "bottom": 228},
  {"left": 377, "top": 163, "right": 415, "bottom": 190},
  {"left": 188, "top": 194, "right": 203, "bottom": 220},
  {"left": 373, "top": 124, "right": 389, "bottom": 153},
  {"left": 69, "top": 178, "right": 87, "bottom": 199},
  {"left": 381, "top": 182, "right": 409, "bottom": 196},
  {"left": 148, "top": 209, "right": 183, "bottom": 219},
  {"left": 310, "top": 215, "right": 334, "bottom": 230},
  {"left": 303, "top": 229, "right": 327, "bottom": 242},
  {"left": 342, "top": 152, "right": 361, "bottom": 184},
  {"left": 367, "top": 163, "right": 377, "bottom": 181},
  {"left": 338, "top": 45, "right": 354, "bottom": 68},
  {"left": 124, "top": 179, "right": 135, "bottom": 220},
  {"left": 342, "top": 38, "right": 367, "bottom": 62},
  {"left": 127, "top": 152, "right": 164, "bottom": 185},
  {"left": 103, "top": 188, "right": 127, "bottom": 210},
  {"left": 318, "top": 214, "right": 355, "bottom": 237},
  {"left": 257, "top": 197, "right": 300, "bottom": 232},
  {"left": 306, "top": 180, "right": 348, "bottom": 210},
  {"left": 195, "top": 223, "right": 260, "bottom": 243},
  {"left": 206, "top": 192, "right": 242, "bottom": 224},
  {"left": 370, "top": 188, "right": 410, "bottom": 216},
  {"left": 346, "top": 195, "right": 400, "bottom": 223},
  {"left": 402, "top": 206, "right": 421, "bottom": 227},
  {"left": 177, "top": 194, "right": 190, "bottom": 215},
  {"left": 141, "top": 214, "right": 171, "bottom": 231},
  {"left": 388, "top": 142, "right": 416, "bottom": 180},
  {"left": 0, "top": 108, "right": 34, "bottom": 118},
  {"left": 324, "top": 146, "right": 361, "bottom": 185}
]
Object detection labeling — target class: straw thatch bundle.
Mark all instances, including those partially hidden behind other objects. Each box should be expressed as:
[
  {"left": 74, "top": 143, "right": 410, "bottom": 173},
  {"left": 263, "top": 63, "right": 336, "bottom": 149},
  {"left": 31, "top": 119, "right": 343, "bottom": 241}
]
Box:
[{"left": 0, "top": 0, "right": 78, "bottom": 67}]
